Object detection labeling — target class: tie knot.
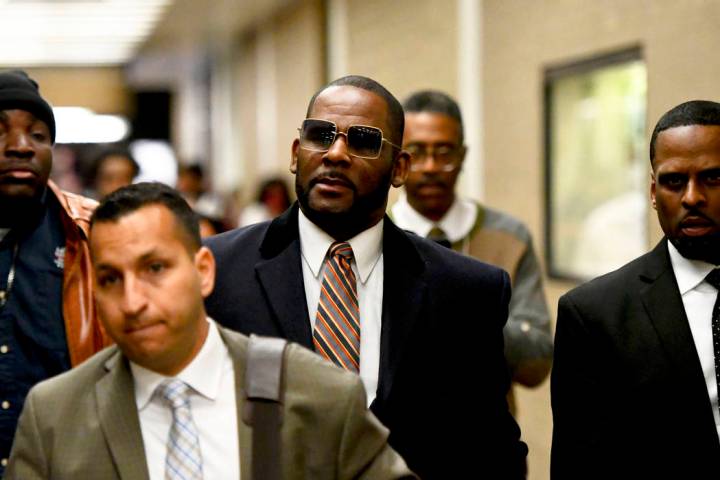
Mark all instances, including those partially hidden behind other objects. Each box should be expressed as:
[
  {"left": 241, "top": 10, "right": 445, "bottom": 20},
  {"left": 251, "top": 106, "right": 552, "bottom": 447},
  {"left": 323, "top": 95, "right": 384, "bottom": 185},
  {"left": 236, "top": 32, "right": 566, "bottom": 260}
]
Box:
[
  {"left": 330, "top": 241, "right": 354, "bottom": 260},
  {"left": 427, "top": 226, "right": 451, "bottom": 248},
  {"left": 156, "top": 378, "right": 191, "bottom": 411},
  {"left": 707, "top": 268, "right": 720, "bottom": 289}
]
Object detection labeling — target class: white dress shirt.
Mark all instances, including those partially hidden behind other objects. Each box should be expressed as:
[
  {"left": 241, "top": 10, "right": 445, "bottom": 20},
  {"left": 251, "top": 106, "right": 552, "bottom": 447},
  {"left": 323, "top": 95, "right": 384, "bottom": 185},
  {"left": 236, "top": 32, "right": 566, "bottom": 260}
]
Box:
[
  {"left": 667, "top": 242, "right": 720, "bottom": 441},
  {"left": 298, "top": 209, "right": 383, "bottom": 406},
  {"left": 131, "top": 318, "right": 240, "bottom": 480},
  {"left": 391, "top": 191, "right": 477, "bottom": 244}
]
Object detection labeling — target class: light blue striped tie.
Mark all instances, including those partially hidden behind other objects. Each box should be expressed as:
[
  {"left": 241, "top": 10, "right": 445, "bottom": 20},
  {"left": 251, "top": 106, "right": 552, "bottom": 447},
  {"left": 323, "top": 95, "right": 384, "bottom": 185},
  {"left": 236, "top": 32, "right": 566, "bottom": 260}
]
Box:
[{"left": 157, "top": 379, "right": 203, "bottom": 480}]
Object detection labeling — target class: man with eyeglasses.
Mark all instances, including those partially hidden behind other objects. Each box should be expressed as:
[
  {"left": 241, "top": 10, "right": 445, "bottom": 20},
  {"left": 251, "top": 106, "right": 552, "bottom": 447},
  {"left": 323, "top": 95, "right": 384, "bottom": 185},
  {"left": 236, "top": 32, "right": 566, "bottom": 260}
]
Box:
[
  {"left": 391, "top": 91, "right": 553, "bottom": 413},
  {"left": 205, "top": 76, "right": 527, "bottom": 478}
]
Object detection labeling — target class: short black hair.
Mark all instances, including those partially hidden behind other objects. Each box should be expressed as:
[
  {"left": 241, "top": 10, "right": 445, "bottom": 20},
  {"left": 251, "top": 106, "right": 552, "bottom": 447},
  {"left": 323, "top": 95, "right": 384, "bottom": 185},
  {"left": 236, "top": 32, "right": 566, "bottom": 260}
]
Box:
[
  {"left": 91, "top": 182, "right": 201, "bottom": 251},
  {"left": 305, "top": 75, "right": 405, "bottom": 147},
  {"left": 93, "top": 146, "right": 140, "bottom": 179},
  {"left": 403, "top": 90, "right": 465, "bottom": 144},
  {"left": 650, "top": 100, "right": 720, "bottom": 164}
]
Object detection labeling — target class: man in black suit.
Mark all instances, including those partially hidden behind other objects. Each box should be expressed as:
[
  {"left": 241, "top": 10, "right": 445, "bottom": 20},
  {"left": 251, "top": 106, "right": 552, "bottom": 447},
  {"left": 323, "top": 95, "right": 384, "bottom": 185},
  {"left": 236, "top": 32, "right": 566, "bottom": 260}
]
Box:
[
  {"left": 205, "top": 75, "right": 527, "bottom": 478},
  {"left": 551, "top": 100, "right": 720, "bottom": 479}
]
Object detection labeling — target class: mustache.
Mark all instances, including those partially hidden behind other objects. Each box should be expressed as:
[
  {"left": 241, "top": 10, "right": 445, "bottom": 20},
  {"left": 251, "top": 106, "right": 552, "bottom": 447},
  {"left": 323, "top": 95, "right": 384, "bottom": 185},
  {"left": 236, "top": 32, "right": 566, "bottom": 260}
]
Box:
[
  {"left": 414, "top": 177, "right": 449, "bottom": 190},
  {"left": 680, "top": 209, "right": 715, "bottom": 226},
  {"left": 310, "top": 171, "right": 357, "bottom": 191}
]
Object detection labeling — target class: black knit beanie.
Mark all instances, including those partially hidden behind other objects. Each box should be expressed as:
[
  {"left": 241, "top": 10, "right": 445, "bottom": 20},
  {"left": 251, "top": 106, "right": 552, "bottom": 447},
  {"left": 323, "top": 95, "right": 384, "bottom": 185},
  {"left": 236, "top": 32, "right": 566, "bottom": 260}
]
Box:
[{"left": 0, "top": 70, "right": 56, "bottom": 143}]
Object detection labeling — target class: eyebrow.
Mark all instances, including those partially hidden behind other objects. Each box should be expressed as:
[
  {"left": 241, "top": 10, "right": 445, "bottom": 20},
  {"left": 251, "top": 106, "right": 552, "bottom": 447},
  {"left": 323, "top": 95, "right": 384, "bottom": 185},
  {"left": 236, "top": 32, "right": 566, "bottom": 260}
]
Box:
[{"left": 93, "top": 249, "right": 162, "bottom": 271}]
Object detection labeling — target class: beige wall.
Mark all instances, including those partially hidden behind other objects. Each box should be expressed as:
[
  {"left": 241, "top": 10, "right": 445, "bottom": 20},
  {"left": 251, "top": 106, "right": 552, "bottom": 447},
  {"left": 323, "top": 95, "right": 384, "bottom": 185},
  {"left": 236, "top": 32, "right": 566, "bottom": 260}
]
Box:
[
  {"left": 344, "top": 0, "right": 460, "bottom": 205},
  {"left": 484, "top": 0, "right": 720, "bottom": 477},
  {"left": 274, "top": 0, "right": 325, "bottom": 179},
  {"left": 232, "top": 0, "right": 324, "bottom": 203},
  {"left": 23, "top": 67, "right": 131, "bottom": 114},
  {"left": 234, "top": 32, "right": 260, "bottom": 201},
  {"left": 228, "top": 0, "right": 325, "bottom": 203},
  {"left": 346, "top": 0, "right": 458, "bottom": 103}
]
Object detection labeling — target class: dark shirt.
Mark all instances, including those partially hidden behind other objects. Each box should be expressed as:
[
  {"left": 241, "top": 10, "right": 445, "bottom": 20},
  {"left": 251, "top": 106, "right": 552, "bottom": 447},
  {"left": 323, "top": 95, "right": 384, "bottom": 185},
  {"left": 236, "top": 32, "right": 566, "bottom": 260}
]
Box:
[{"left": 0, "top": 192, "right": 69, "bottom": 471}]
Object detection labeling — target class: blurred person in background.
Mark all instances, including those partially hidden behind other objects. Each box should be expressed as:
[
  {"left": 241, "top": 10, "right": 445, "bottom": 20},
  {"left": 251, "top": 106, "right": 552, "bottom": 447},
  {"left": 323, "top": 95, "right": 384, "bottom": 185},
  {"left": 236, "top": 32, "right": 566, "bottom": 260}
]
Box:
[
  {"left": 91, "top": 146, "right": 139, "bottom": 199},
  {"left": 176, "top": 163, "right": 206, "bottom": 206},
  {"left": 0, "top": 70, "right": 108, "bottom": 474},
  {"left": 391, "top": 90, "right": 553, "bottom": 413},
  {"left": 194, "top": 195, "right": 227, "bottom": 238},
  {"left": 205, "top": 75, "right": 527, "bottom": 479},
  {"left": 177, "top": 162, "right": 228, "bottom": 236},
  {"left": 238, "top": 176, "right": 293, "bottom": 227}
]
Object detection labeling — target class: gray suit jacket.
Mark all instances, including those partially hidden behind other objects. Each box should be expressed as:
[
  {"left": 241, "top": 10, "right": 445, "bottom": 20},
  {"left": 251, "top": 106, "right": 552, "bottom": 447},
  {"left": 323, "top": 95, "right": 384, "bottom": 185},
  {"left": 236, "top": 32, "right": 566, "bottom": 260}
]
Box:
[{"left": 5, "top": 326, "right": 414, "bottom": 479}]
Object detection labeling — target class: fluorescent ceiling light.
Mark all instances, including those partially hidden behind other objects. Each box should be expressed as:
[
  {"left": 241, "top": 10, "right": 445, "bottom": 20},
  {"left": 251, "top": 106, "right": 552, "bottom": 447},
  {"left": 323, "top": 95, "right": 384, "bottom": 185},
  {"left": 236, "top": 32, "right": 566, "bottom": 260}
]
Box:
[
  {"left": 54, "top": 107, "right": 130, "bottom": 143},
  {"left": 0, "top": 0, "right": 173, "bottom": 66}
]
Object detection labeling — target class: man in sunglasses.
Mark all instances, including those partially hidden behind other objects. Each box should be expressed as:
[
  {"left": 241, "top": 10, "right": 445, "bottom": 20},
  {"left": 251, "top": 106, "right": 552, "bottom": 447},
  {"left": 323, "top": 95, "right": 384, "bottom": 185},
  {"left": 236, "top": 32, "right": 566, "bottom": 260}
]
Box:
[
  {"left": 205, "top": 75, "right": 527, "bottom": 478},
  {"left": 391, "top": 91, "right": 553, "bottom": 415}
]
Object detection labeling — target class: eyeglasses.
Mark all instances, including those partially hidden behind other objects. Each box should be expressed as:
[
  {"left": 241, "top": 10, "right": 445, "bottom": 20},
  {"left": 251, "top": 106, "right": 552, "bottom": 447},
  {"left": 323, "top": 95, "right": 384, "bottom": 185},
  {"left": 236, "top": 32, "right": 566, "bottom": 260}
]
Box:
[
  {"left": 405, "top": 143, "right": 462, "bottom": 172},
  {"left": 298, "top": 118, "right": 401, "bottom": 159}
]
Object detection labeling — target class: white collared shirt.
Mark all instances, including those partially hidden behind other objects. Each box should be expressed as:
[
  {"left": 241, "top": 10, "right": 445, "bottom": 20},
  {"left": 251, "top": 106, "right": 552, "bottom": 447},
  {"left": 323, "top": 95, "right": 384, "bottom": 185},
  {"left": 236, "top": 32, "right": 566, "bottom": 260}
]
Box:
[
  {"left": 131, "top": 319, "right": 239, "bottom": 480},
  {"left": 667, "top": 242, "right": 720, "bottom": 441},
  {"left": 391, "top": 191, "right": 477, "bottom": 243},
  {"left": 298, "top": 209, "right": 383, "bottom": 406}
]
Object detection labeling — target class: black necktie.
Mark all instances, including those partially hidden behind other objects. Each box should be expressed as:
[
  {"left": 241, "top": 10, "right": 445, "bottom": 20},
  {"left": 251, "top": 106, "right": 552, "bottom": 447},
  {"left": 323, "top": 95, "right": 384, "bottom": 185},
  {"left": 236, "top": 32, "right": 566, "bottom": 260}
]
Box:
[{"left": 704, "top": 268, "right": 720, "bottom": 416}]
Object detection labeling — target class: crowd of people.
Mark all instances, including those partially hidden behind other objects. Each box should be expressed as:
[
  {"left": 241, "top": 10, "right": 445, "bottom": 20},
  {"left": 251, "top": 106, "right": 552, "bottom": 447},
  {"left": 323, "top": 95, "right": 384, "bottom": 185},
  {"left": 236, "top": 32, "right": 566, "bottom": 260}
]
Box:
[{"left": 1, "top": 67, "right": 720, "bottom": 479}]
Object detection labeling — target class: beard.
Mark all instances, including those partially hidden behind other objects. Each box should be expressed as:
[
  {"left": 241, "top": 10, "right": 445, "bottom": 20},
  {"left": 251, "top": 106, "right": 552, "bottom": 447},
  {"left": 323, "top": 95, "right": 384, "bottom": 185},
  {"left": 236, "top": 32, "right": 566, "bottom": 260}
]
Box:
[
  {"left": 669, "top": 231, "right": 720, "bottom": 265},
  {"left": 296, "top": 168, "right": 393, "bottom": 239}
]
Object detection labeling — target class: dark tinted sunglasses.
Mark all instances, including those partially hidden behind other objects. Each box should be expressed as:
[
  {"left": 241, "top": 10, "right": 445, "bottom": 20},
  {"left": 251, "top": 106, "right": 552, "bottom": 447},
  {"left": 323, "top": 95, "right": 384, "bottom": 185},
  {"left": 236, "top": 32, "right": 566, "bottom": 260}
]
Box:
[{"left": 298, "top": 118, "right": 401, "bottom": 159}]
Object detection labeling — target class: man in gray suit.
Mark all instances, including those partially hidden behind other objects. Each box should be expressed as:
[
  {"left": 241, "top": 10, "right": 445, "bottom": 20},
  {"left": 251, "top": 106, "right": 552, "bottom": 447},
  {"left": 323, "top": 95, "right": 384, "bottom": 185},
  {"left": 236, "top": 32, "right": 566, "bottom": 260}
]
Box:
[{"left": 6, "top": 182, "right": 414, "bottom": 480}]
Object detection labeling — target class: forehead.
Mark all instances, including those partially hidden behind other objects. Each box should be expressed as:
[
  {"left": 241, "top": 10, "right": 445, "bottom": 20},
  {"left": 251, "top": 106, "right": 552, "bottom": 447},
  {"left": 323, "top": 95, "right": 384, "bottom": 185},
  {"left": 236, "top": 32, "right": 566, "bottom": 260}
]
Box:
[
  {"left": 90, "top": 205, "right": 187, "bottom": 261},
  {"left": 309, "top": 86, "right": 390, "bottom": 133},
  {"left": 0, "top": 109, "right": 47, "bottom": 127},
  {"left": 403, "top": 112, "right": 461, "bottom": 144},
  {"left": 654, "top": 124, "right": 720, "bottom": 171}
]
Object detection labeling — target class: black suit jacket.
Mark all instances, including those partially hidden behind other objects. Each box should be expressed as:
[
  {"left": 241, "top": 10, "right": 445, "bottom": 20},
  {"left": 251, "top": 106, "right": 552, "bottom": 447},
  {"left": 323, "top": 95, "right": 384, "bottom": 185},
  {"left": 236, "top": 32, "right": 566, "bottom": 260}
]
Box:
[
  {"left": 551, "top": 239, "right": 720, "bottom": 479},
  {"left": 205, "top": 204, "right": 527, "bottom": 479}
]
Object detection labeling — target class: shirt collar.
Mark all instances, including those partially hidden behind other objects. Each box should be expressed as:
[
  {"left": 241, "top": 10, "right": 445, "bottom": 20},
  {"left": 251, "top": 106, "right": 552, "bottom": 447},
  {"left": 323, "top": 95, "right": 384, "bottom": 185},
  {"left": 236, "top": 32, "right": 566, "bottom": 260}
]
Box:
[
  {"left": 667, "top": 240, "right": 717, "bottom": 295},
  {"left": 132, "top": 318, "right": 228, "bottom": 411},
  {"left": 298, "top": 208, "right": 383, "bottom": 284},
  {"left": 392, "top": 192, "right": 477, "bottom": 242}
]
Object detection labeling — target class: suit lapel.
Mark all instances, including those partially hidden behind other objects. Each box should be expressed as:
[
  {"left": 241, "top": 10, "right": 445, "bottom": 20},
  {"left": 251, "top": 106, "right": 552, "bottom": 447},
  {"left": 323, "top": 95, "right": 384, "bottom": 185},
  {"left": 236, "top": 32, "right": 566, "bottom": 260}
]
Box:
[
  {"left": 95, "top": 349, "right": 150, "bottom": 480},
  {"left": 640, "top": 240, "right": 710, "bottom": 393},
  {"left": 255, "top": 204, "right": 313, "bottom": 347},
  {"left": 218, "top": 327, "right": 253, "bottom": 480},
  {"left": 375, "top": 218, "right": 427, "bottom": 406}
]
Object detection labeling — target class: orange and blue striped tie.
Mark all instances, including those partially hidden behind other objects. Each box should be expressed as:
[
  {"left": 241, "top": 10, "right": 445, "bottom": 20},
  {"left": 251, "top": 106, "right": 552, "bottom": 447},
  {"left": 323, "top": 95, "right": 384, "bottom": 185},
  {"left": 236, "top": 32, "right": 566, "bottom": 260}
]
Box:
[{"left": 313, "top": 241, "right": 360, "bottom": 372}]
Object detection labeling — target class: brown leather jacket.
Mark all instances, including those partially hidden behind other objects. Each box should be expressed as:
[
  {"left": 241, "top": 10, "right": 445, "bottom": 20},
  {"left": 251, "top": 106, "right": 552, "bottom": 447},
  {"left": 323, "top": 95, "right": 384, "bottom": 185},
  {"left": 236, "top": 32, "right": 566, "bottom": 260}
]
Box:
[{"left": 47, "top": 181, "right": 111, "bottom": 365}]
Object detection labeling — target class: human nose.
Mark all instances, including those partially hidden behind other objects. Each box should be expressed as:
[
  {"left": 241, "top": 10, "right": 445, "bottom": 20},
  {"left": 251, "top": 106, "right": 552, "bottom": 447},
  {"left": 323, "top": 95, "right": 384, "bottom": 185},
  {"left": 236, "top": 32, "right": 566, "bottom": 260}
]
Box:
[
  {"left": 4, "top": 129, "right": 35, "bottom": 158},
  {"left": 120, "top": 276, "right": 148, "bottom": 317},
  {"left": 682, "top": 178, "right": 706, "bottom": 208},
  {"left": 411, "top": 150, "right": 442, "bottom": 172},
  {"left": 324, "top": 132, "right": 351, "bottom": 164}
]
